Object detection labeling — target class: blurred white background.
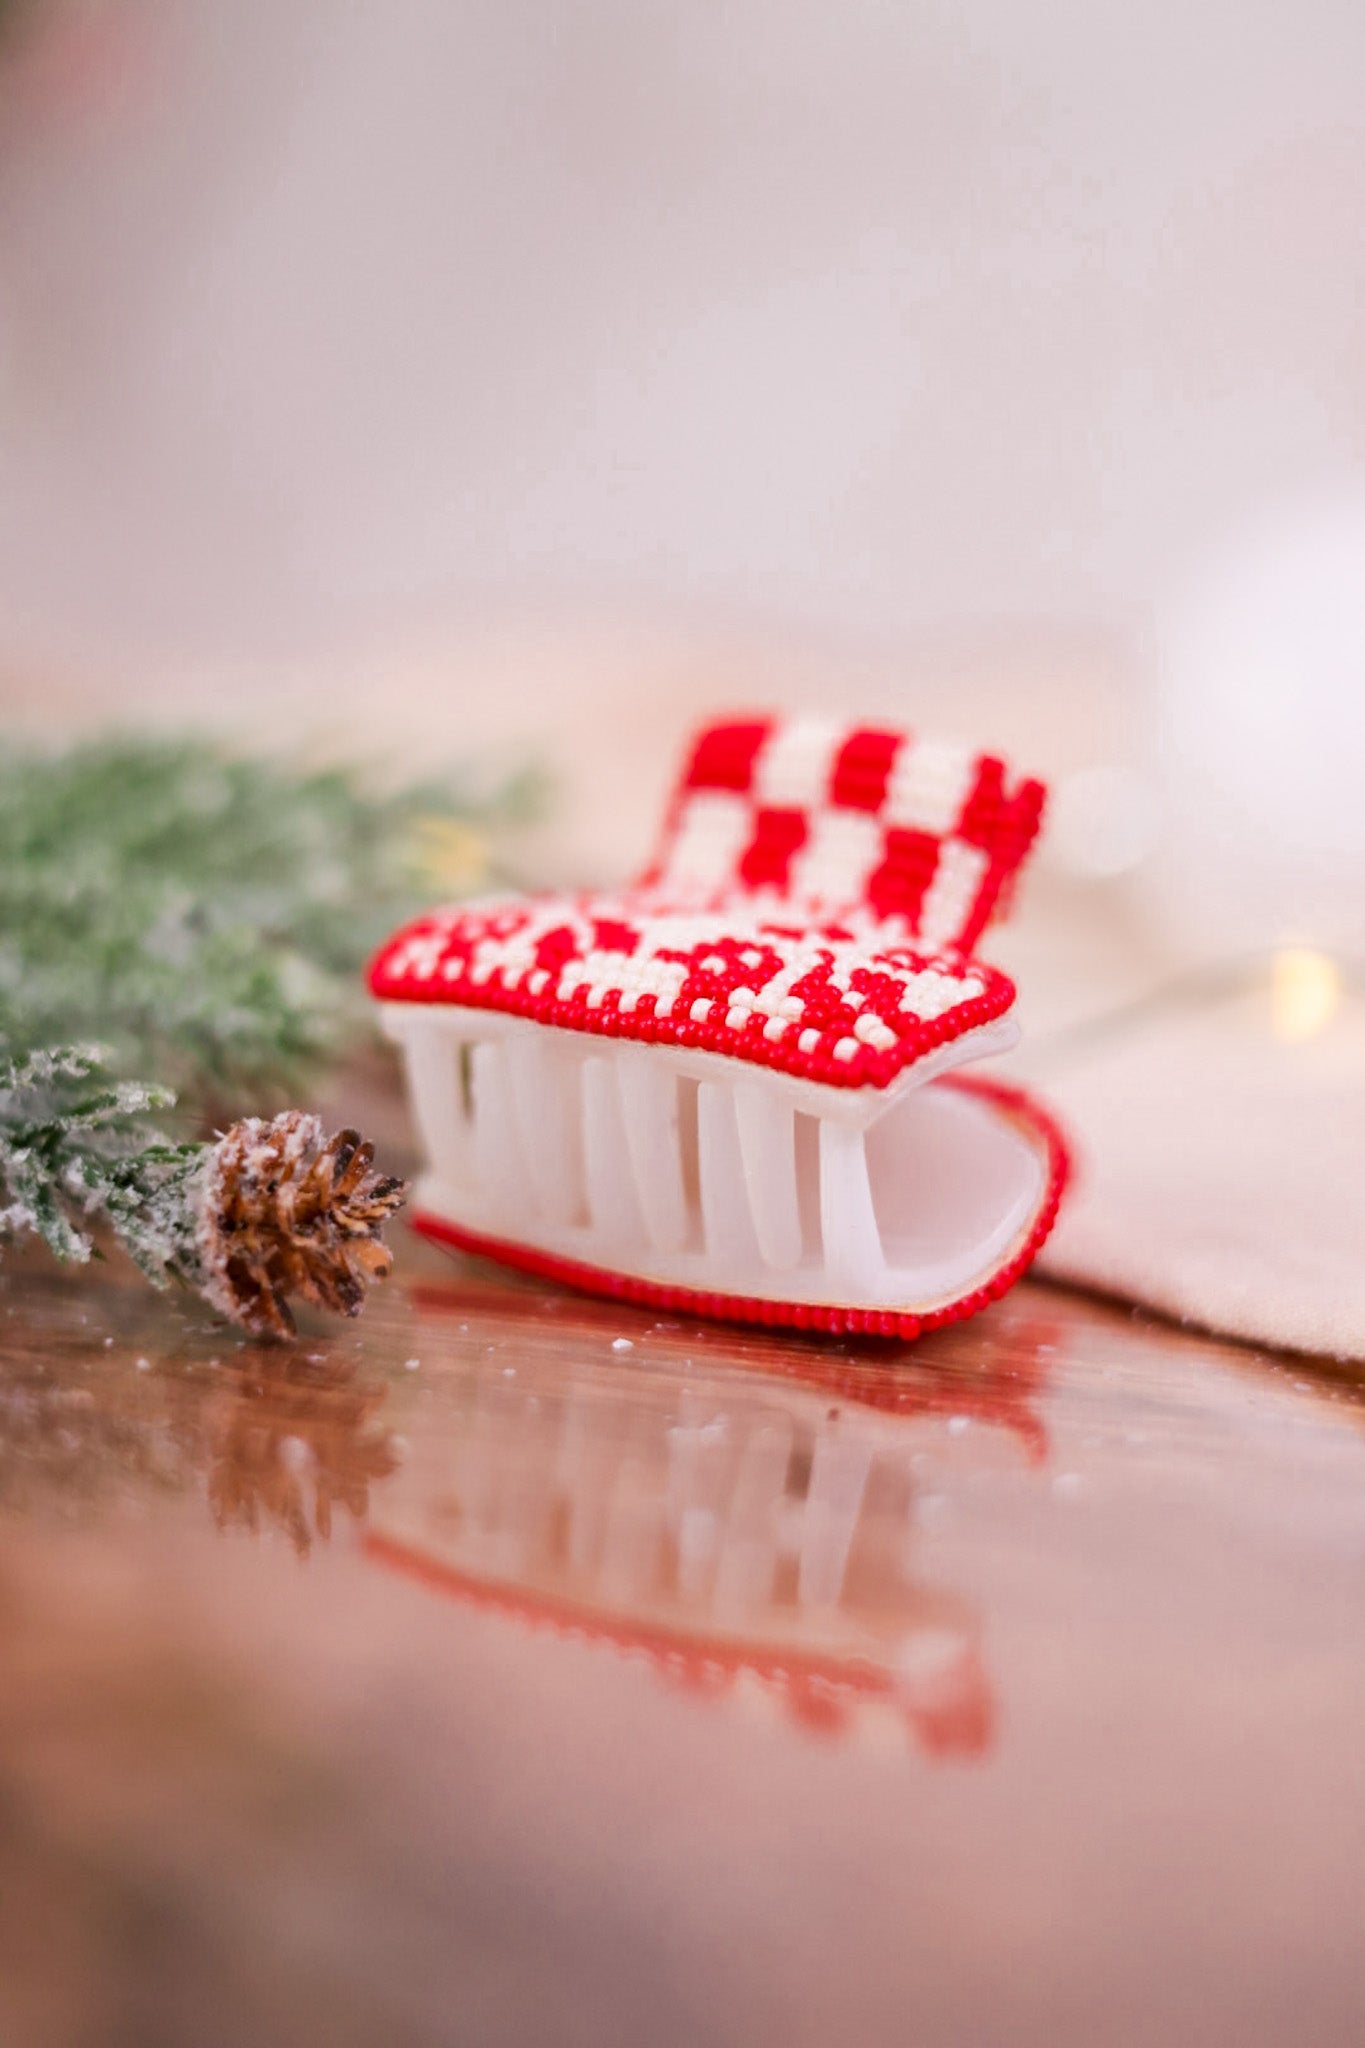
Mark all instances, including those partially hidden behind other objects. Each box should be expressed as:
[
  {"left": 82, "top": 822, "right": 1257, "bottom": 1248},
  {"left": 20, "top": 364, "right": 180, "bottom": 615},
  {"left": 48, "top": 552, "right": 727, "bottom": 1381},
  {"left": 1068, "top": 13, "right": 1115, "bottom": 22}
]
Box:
[{"left": 0, "top": 0, "right": 1362, "bottom": 932}]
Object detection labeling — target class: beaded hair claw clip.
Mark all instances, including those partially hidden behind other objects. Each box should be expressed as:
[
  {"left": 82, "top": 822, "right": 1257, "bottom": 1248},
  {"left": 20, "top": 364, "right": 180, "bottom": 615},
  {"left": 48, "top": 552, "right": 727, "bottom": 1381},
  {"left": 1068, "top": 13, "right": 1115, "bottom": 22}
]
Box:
[{"left": 370, "top": 716, "right": 1069, "bottom": 1338}]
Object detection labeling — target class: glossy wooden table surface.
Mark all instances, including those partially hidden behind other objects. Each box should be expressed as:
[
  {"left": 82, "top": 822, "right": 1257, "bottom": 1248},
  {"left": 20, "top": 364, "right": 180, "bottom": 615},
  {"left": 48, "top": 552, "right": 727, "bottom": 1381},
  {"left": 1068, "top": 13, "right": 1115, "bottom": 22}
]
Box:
[{"left": 2, "top": 1229, "right": 1363, "bottom": 2048}]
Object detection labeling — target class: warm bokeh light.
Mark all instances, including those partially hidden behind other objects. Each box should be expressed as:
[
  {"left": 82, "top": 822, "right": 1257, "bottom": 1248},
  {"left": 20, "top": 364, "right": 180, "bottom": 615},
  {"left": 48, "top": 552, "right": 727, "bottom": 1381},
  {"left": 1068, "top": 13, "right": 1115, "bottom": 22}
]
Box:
[{"left": 1270, "top": 946, "right": 1342, "bottom": 1043}]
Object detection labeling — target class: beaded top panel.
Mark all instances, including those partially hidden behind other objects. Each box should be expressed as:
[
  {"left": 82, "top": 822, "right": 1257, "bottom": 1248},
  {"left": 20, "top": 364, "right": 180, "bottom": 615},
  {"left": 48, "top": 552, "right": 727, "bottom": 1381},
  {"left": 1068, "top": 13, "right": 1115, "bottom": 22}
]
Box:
[{"left": 369, "top": 896, "right": 1014, "bottom": 1090}]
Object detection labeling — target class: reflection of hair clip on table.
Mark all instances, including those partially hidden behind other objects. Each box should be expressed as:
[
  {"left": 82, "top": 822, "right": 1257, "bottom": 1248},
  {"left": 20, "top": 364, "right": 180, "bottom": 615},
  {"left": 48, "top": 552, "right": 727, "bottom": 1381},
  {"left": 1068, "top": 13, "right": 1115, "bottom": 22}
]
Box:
[
  {"left": 364, "top": 1308, "right": 1060, "bottom": 1757},
  {"left": 372, "top": 716, "right": 1069, "bottom": 1337}
]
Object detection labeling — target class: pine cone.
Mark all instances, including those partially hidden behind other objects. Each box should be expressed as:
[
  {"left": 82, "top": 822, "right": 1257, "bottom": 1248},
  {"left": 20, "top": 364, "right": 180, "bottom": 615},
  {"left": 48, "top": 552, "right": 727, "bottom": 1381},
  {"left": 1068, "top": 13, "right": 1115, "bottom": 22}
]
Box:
[{"left": 195, "top": 1113, "right": 407, "bottom": 1338}]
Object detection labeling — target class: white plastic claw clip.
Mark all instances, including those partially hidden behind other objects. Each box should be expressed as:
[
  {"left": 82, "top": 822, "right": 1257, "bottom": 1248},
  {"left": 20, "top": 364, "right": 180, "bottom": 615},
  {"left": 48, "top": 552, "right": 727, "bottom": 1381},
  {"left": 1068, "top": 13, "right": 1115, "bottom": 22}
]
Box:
[{"left": 370, "top": 716, "right": 1068, "bottom": 1338}]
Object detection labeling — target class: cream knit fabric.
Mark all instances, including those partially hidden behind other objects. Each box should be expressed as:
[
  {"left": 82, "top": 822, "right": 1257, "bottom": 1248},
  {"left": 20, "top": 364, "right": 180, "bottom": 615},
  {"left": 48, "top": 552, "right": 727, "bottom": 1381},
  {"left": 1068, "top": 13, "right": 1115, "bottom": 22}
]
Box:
[{"left": 1030, "top": 990, "right": 1365, "bottom": 1361}]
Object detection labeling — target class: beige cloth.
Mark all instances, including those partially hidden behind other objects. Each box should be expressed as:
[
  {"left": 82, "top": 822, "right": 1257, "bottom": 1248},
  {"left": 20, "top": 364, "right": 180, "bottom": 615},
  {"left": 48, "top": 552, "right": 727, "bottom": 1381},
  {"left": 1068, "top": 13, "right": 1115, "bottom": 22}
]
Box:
[{"left": 1026, "top": 991, "right": 1365, "bottom": 1362}]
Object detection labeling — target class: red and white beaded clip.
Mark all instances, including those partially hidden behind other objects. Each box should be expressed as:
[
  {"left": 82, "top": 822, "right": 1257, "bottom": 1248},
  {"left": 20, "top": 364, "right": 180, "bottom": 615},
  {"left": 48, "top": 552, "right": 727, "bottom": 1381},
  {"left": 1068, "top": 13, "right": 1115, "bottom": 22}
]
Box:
[{"left": 370, "top": 715, "right": 1069, "bottom": 1338}]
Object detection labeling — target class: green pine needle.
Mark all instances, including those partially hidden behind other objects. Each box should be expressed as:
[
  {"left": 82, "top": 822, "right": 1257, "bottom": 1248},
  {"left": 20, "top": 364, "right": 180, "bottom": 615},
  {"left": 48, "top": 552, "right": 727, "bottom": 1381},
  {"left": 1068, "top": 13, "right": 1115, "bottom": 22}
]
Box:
[
  {"left": 0, "top": 734, "right": 537, "bottom": 1118},
  {"left": 0, "top": 732, "right": 527, "bottom": 1323},
  {"left": 0, "top": 1041, "right": 203, "bottom": 1282}
]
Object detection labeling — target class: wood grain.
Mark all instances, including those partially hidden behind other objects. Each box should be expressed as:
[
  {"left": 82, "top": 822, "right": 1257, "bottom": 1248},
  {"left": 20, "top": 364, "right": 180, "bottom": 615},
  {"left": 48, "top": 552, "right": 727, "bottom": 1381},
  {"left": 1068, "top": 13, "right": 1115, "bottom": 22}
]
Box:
[{"left": 1, "top": 1222, "right": 1363, "bottom": 2048}]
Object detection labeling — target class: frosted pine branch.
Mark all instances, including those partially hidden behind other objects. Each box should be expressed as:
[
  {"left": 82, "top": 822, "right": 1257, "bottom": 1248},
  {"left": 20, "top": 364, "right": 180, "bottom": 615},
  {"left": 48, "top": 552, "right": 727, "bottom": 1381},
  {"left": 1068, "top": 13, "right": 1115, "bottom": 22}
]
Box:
[
  {"left": 0, "top": 734, "right": 539, "bottom": 1117},
  {"left": 0, "top": 1045, "right": 405, "bottom": 1337}
]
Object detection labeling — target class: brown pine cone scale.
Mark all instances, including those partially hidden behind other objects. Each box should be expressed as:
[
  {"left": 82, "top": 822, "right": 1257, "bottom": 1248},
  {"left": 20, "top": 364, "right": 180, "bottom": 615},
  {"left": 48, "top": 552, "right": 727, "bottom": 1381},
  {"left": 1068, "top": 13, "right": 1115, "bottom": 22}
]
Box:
[{"left": 194, "top": 1112, "right": 407, "bottom": 1338}]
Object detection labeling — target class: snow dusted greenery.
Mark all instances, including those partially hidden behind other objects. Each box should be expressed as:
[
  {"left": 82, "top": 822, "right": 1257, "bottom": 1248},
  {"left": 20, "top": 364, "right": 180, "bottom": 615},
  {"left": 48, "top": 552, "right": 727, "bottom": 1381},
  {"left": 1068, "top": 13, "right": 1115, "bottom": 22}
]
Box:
[
  {"left": 0, "top": 734, "right": 531, "bottom": 1318},
  {"left": 0, "top": 1042, "right": 204, "bottom": 1282},
  {"left": 0, "top": 1045, "right": 408, "bottom": 1332},
  {"left": 0, "top": 733, "right": 536, "bottom": 1116}
]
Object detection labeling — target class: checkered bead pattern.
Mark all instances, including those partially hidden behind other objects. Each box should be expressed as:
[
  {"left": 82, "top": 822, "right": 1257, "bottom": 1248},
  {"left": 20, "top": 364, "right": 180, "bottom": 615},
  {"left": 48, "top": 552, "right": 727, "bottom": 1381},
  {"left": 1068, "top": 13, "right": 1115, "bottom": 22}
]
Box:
[
  {"left": 644, "top": 717, "right": 1045, "bottom": 953},
  {"left": 369, "top": 717, "right": 1045, "bottom": 1091}
]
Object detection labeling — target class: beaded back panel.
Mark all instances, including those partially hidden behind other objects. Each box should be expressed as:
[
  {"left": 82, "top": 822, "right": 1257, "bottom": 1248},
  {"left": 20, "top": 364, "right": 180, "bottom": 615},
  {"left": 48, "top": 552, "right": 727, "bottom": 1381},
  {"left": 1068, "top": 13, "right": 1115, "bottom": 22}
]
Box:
[{"left": 643, "top": 717, "right": 1045, "bottom": 956}]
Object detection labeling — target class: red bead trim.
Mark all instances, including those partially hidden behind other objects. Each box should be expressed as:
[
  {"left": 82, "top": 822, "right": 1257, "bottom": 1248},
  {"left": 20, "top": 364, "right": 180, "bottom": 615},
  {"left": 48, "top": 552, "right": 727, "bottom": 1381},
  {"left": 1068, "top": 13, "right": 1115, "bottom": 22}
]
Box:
[
  {"left": 409, "top": 1075, "right": 1070, "bottom": 1342},
  {"left": 953, "top": 755, "right": 1047, "bottom": 956}
]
